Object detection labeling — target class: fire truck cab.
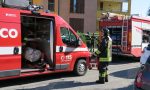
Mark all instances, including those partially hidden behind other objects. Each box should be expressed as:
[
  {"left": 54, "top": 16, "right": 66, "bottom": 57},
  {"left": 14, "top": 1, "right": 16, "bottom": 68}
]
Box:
[
  {"left": 0, "top": 0, "right": 90, "bottom": 80},
  {"left": 99, "top": 15, "right": 150, "bottom": 58}
]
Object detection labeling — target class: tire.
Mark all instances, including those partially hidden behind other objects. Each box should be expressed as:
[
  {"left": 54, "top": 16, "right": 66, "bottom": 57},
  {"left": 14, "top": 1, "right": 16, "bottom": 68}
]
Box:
[
  {"left": 74, "top": 59, "right": 87, "bottom": 76},
  {"left": 134, "top": 85, "right": 142, "bottom": 90}
]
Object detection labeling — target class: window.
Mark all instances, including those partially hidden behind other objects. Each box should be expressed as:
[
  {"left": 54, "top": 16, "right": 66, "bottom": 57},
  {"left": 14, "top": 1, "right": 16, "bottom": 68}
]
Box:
[
  {"left": 48, "top": 0, "right": 54, "bottom": 12},
  {"left": 146, "top": 56, "right": 150, "bottom": 64},
  {"left": 100, "top": 2, "right": 103, "bottom": 10},
  {"left": 122, "top": 2, "right": 128, "bottom": 12},
  {"left": 69, "top": 18, "right": 84, "bottom": 32},
  {"left": 0, "top": 0, "right": 2, "bottom": 6},
  {"left": 70, "top": 0, "right": 84, "bottom": 13},
  {"left": 142, "top": 30, "right": 150, "bottom": 43},
  {"left": 60, "top": 27, "right": 77, "bottom": 46}
]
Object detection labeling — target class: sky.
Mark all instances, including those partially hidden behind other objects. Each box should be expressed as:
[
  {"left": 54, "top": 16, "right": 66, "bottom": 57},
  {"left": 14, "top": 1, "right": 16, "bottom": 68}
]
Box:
[{"left": 131, "top": 0, "right": 150, "bottom": 16}]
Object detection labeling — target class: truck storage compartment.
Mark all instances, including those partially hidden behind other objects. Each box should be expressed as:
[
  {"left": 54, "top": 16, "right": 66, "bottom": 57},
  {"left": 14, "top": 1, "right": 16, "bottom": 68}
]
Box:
[
  {"left": 21, "top": 15, "right": 53, "bottom": 71},
  {"left": 108, "top": 27, "right": 122, "bottom": 53}
]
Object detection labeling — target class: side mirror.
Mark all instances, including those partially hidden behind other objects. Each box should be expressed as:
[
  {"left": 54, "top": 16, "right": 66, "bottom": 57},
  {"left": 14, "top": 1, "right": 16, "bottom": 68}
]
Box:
[{"left": 140, "top": 64, "right": 145, "bottom": 70}]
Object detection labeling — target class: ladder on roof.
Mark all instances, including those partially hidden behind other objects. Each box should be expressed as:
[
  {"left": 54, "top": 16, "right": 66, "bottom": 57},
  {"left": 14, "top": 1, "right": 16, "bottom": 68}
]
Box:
[{"left": 121, "top": 16, "right": 128, "bottom": 52}]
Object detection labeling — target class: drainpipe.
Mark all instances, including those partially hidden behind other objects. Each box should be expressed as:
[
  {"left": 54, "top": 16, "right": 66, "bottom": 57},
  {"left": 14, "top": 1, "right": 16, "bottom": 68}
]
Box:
[{"left": 58, "top": 0, "right": 60, "bottom": 15}]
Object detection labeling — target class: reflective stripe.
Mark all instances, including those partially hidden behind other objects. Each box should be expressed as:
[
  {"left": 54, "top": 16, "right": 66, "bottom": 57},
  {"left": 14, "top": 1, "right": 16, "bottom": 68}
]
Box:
[
  {"left": 99, "top": 36, "right": 112, "bottom": 62},
  {"left": 100, "top": 72, "right": 106, "bottom": 77},
  {"left": 100, "top": 57, "right": 112, "bottom": 62},
  {"left": 108, "top": 36, "right": 112, "bottom": 61},
  {"left": 0, "top": 46, "right": 21, "bottom": 55},
  {"left": 106, "top": 71, "right": 108, "bottom": 76},
  {"left": 95, "top": 50, "right": 100, "bottom": 55},
  {"left": 56, "top": 46, "right": 88, "bottom": 52}
]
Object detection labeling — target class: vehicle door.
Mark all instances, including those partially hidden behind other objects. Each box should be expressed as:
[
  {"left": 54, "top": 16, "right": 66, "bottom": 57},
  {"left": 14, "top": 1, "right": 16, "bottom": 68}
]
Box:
[
  {"left": 142, "top": 56, "right": 150, "bottom": 89},
  {"left": 56, "top": 27, "right": 78, "bottom": 70},
  {"left": 0, "top": 9, "right": 21, "bottom": 78}
]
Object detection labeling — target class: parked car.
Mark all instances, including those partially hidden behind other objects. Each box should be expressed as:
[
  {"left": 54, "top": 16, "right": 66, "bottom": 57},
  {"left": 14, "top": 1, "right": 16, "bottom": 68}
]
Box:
[
  {"left": 140, "top": 44, "right": 150, "bottom": 65},
  {"left": 134, "top": 56, "right": 150, "bottom": 90}
]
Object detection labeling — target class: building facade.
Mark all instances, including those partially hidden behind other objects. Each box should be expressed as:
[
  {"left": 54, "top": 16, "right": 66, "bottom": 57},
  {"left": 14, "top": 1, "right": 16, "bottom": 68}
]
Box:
[
  {"left": 97, "top": 0, "right": 131, "bottom": 30},
  {"left": 32, "top": 0, "right": 97, "bottom": 33},
  {"left": 0, "top": 0, "right": 131, "bottom": 33},
  {"left": 97, "top": 0, "right": 131, "bottom": 17},
  {"left": 33, "top": 0, "right": 131, "bottom": 32}
]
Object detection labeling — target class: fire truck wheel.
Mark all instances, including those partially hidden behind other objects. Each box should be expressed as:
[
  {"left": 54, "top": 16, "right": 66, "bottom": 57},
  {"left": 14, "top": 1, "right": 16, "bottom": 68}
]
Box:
[{"left": 74, "top": 59, "right": 87, "bottom": 76}]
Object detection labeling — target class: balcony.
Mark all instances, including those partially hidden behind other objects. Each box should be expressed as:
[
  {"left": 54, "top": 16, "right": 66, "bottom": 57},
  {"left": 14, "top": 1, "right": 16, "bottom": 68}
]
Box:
[{"left": 100, "top": 0, "right": 128, "bottom": 2}]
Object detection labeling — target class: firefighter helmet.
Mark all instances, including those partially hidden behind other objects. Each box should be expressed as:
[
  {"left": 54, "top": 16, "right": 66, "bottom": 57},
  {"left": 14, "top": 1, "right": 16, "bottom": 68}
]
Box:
[{"left": 102, "top": 28, "right": 109, "bottom": 36}]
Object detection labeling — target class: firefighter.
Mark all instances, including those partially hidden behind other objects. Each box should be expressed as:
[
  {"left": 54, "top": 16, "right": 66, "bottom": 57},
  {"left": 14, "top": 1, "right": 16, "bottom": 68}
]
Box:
[
  {"left": 94, "top": 28, "right": 112, "bottom": 84},
  {"left": 91, "top": 33, "right": 95, "bottom": 52},
  {"left": 86, "top": 32, "right": 91, "bottom": 49}
]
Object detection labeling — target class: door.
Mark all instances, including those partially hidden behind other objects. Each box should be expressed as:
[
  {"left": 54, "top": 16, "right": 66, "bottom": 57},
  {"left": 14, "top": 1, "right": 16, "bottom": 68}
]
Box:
[
  {"left": 55, "top": 27, "right": 78, "bottom": 70},
  {"left": 21, "top": 15, "right": 55, "bottom": 68},
  {"left": 0, "top": 22, "right": 21, "bottom": 78},
  {"left": 0, "top": 9, "right": 21, "bottom": 78}
]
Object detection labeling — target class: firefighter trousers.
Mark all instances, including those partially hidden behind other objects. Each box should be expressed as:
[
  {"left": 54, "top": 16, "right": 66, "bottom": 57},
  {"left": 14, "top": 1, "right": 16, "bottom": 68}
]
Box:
[{"left": 98, "top": 62, "right": 109, "bottom": 81}]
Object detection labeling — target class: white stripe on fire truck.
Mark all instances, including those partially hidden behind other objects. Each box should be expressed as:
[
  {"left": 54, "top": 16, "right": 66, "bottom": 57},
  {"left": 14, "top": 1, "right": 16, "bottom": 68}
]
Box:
[
  {"left": 56, "top": 46, "right": 89, "bottom": 52},
  {"left": 0, "top": 47, "right": 21, "bottom": 55}
]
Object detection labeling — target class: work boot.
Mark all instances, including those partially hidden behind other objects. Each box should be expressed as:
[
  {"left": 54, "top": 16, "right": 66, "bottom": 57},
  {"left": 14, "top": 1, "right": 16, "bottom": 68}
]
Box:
[
  {"left": 105, "top": 75, "right": 108, "bottom": 82},
  {"left": 96, "top": 77, "right": 105, "bottom": 84}
]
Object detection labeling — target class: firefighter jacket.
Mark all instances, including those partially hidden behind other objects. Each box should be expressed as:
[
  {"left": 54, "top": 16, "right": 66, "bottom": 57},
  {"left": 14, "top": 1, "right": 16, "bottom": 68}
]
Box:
[{"left": 94, "top": 36, "right": 112, "bottom": 62}]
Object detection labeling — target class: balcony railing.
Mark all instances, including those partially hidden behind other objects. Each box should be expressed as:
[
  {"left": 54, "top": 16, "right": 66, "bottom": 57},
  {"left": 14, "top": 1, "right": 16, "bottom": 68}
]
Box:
[{"left": 100, "top": 0, "right": 128, "bottom": 2}]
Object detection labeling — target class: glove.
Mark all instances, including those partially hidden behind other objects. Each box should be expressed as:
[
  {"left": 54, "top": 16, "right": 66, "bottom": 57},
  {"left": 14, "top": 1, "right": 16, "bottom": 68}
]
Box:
[{"left": 91, "top": 54, "right": 96, "bottom": 59}]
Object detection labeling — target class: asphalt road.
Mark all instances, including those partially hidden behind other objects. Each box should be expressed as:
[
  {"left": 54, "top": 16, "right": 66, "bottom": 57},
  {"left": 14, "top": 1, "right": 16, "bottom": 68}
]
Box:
[{"left": 0, "top": 58, "right": 140, "bottom": 90}]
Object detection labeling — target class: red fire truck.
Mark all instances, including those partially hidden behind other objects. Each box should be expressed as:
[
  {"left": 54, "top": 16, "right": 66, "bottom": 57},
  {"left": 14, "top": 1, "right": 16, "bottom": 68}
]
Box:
[
  {"left": 99, "top": 15, "right": 150, "bottom": 58},
  {"left": 0, "top": 0, "right": 91, "bottom": 80}
]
